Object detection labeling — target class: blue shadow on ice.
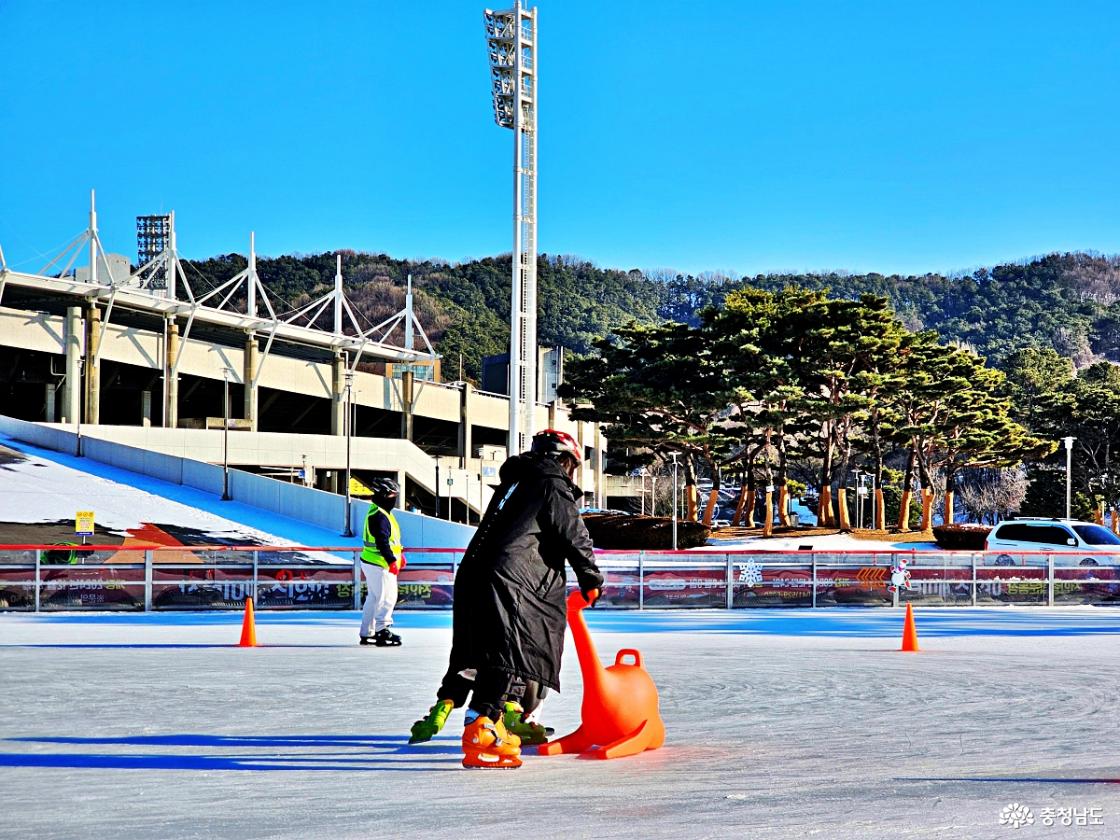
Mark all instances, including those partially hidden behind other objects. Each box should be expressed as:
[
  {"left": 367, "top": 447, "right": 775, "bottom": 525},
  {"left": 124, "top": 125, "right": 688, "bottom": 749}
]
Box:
[
  {"left": 0, "top": 733, "right": 462, "bottom": 772},
  {"left": 12, "top": 649, "right": 344, "bottom": 654}
]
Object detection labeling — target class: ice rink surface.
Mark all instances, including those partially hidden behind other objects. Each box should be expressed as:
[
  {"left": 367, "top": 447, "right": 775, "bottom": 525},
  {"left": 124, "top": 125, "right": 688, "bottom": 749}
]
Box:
[{"left": 3, "top": 607, "right": 1120, "bottom": 840}]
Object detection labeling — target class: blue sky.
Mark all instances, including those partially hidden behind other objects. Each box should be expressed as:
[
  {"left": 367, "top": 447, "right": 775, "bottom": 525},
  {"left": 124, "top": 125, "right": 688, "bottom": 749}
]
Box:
[{"left": 1, "top": 0, "right": 1116, "bottom": 277}]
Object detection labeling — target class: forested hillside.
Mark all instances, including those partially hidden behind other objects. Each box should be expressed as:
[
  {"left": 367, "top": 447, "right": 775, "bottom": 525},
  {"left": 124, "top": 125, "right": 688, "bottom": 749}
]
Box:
[{"left": 184, "top": 250, "right": 1120, "bottom": 380}]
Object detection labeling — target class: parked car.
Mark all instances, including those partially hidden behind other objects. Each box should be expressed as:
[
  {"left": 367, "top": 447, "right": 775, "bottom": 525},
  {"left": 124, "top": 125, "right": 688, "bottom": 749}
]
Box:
[{"left": 985, "top": 519, "right": 1120, "bottom": 565}]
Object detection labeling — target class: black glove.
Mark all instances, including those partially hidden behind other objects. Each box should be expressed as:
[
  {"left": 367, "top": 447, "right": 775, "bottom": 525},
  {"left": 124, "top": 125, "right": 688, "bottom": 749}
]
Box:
[{"left": 581, "top": 587, "right": 600, "bottom": 608}]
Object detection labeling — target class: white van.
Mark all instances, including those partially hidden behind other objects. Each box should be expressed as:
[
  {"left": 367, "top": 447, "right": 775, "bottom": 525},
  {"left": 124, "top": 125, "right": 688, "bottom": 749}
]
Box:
[{"left": 985, "top": 519, "right": 1120, "bottom": 565}]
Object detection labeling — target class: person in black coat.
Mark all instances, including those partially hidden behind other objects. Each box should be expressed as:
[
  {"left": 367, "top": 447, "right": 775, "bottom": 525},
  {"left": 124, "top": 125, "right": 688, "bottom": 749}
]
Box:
[{"left": 414, "top": 429, "right": 604, "bottom": 768}]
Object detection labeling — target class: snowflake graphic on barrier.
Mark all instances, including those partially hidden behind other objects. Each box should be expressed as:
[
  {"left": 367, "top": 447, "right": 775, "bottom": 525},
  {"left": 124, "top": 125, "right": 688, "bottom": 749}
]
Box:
[
  {"left": 737, "top": 560, "right": 763, "bottom": 588},
  {"left": 999, "top": 803, "right": 1034, "bottom": 829}
]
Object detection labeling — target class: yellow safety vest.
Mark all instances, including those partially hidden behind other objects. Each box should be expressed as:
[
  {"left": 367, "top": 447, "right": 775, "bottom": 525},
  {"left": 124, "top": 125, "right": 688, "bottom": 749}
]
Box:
[{"left": 361, "top": 503, "right": 402, "bottom": 569}]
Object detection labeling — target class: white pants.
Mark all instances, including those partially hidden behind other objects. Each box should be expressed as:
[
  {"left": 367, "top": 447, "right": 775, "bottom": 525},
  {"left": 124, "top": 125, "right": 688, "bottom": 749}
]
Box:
[{"left": 359, "top": 562, "right": 397, "bottom": 637}]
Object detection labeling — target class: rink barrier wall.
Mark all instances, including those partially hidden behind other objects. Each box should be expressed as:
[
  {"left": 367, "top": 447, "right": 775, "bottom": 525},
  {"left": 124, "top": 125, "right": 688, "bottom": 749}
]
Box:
[
  {"left": 2, "top": 545, "right": 1120, "bottom": 612},
  {"left": 0, "top": 415, "right": 475, "bottom": 550}
]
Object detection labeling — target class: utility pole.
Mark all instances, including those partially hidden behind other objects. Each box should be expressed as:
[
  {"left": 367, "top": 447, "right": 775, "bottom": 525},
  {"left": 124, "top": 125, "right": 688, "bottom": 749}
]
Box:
[
  {"left": 342, "top": 371, "right": 354, "bottom": 537},
  {"left": 1063, "top": 436, "right": 1076, "bottom": 519},
  {"left": 221, "top": 368, "right": 231, "bottom": 501}
]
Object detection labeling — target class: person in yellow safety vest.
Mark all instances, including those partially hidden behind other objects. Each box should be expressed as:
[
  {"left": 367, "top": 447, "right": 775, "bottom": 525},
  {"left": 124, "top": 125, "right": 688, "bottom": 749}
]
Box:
[{"left": 359, "top": 477, "right": 407, "bottom": 646}]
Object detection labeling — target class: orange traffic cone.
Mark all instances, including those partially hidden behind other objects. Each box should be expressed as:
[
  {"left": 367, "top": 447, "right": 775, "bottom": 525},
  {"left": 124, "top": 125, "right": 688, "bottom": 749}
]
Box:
[
  {"left": 239, "top": 597, "right": 257, "bottom": 647},
  {"left": 900, "top": 602, "right": 919, "bottom": 652},
  {"left": 538, "top": 590, "right": 664, "bottom": 760}
]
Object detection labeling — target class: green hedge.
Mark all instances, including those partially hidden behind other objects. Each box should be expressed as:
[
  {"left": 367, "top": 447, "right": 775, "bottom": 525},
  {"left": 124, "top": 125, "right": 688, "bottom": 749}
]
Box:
[{"left": 932, "top": 524, "right": 992, "bottom": 550}]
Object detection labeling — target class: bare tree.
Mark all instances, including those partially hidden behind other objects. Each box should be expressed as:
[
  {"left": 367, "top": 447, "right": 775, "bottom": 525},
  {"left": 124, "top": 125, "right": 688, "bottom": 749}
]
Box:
[{"left": 956, "top": 467, "right": 1028, "bottom": 524}]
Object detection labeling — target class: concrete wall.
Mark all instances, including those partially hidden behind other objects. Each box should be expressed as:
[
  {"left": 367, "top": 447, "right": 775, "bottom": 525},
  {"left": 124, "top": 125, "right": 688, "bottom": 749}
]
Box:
[
  {"left": 53, "top": 424, "right": 498, "bottom": 509},
  {"left": 0, "top": 414, "right": 475, "bottom": 548}
]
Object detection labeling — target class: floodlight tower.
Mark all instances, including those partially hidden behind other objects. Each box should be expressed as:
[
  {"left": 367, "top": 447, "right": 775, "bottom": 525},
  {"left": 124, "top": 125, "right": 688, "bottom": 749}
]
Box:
[{"left": 485, "top": 1, "right": 538, "bottom": 458}]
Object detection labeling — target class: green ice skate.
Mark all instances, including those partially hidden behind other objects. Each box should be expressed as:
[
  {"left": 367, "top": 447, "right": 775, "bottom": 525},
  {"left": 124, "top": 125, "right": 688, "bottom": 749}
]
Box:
[
  {"left": 502, "top": 701, "right": 553, "bottom": 746},
  {"left": 409, "top": 699, "right": 454, "bottom": 744}
]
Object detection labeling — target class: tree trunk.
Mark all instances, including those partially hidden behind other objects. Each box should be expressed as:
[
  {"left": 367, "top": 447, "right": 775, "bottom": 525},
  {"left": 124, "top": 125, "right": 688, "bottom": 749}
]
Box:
[
  {"left": 684, "top": 456, "right": 699, "bottom": 522},
  {"left": 897, "top": 447, "right": 917, "bottom": 532},
  {"left": 837, "top": 488, "right": 851, "bottom": 531},
  {"left": 731, "top": 474, "right": 749, "bottom": 526},
  {"left": 1094, "top": 502, "right": 1104, "bottom": 525},
  {"left": 919, "top": 488, "right": 934, "bottom": 532},
  {"left": 702, "top": 489, "right": 719, "bottom": 526},
  {"left": 835, "top": 423, "right": 853, "bottom": 532},
  {"left": 818, "top": 420, "right": 834, "bottom": 528},
  {"left": 818, "top": 485, "right": 833, "bottom": 529},
  {"left": 897, "top": 490, "right": 913, "bottom": 532},
  {"left": 701, "top": 463, "right": 721, "bottom": 526},
  {"left": 1111, "top": 507, "right": 1119, "bottom": 535},
  {"left": 776, "top": 427, "right": 790, "bottom": 527},
  {"left": 744, "top": 489, "right": 757, "bottom": 529},
  {"left": 762, "top": 490, "right": 774, "bottom": 537},
  {"left": 943, "top": 489, "right": 955, "bottom": 526},
  {"left": 871, "top": 412, "right": 885, "bottom": 531},
  {"left": 777, "top": 485, "right": 790, "bottom": 529}
]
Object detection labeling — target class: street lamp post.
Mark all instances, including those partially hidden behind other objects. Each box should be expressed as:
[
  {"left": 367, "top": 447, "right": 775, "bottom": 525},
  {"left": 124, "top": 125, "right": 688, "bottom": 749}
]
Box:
[
  {"left": 852, "top": 469, "right": 862, "bottom": 529},
  {"left": 639, "top": 469, "right": 647, "bottom": 516},
  {"left": 670, "top": 452, "right": 680, "bottom": 550},
  {"left": 221, "top": 368, "right": 231, "bottom": 501},
  {"left": 435, "top": 461, "right": 441, "bottom": 519},
  {"left": 342, "top": 371, "right": 354, "bottom": 537},
  {"left": 869, "top": 472, "right": 877, "bottom": 531},
  {"left": 1063, "top": 436, "right": 1076, "bottom": 519}
]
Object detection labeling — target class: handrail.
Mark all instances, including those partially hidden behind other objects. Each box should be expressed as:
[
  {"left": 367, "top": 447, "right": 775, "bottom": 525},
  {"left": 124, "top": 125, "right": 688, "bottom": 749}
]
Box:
[
  {"left": 7, "top": 543, "right": 1120, "bottom": 557},
  {"left": 4, "top": 545, "right": 1119, "bottom": 614}
]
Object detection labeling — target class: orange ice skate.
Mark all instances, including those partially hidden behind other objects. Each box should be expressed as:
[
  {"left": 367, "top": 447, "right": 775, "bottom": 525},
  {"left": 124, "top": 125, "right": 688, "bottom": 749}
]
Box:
[{"left": 461, "top": 715, "right": 523, "bottom": 769}]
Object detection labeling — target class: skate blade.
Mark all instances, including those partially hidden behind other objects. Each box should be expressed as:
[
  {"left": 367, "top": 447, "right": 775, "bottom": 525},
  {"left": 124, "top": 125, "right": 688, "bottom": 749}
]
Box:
[{"left": 462, "top": 751, "right": 522, "bottom": 769}]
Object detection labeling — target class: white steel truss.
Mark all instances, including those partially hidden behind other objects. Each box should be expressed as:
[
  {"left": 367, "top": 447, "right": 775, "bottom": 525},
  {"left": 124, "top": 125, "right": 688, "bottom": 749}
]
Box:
[
  {"left": 0, "top": 191, "right": 438, "bottom": 380},
  {"left": 485, "top": 0, "right": 538, "bottom": 458}
]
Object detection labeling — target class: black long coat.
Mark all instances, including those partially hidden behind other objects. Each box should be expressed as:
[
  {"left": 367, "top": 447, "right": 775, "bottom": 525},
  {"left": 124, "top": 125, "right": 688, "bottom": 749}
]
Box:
[{"left": 452, "top": 453, "right": 603, "bottom": 692}]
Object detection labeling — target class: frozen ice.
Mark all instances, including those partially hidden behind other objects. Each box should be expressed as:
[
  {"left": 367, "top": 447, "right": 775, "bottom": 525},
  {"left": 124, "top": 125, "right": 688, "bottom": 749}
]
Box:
[{"left": 3, "top": 607, "right": 1120, "bottom": 839}]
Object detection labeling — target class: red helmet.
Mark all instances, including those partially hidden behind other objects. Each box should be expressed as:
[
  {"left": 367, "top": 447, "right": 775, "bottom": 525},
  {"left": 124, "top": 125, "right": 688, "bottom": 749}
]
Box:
[{"left": 531, "top": 429, "right": 582, "bottom": 465}]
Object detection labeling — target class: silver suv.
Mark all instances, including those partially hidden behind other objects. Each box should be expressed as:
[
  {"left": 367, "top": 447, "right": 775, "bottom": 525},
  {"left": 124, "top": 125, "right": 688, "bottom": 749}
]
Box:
[{"left": 985, "top": 519, "right": 1120, "bottom": 565}]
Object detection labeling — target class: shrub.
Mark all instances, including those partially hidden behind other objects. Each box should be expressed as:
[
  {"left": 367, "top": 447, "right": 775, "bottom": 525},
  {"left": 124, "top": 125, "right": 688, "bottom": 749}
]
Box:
[
  {"left": 582, "top": 513, "right": 710, "bottom": 550},
  {"left": 932, "top": 523, "right": 991, "bottom": 550}
]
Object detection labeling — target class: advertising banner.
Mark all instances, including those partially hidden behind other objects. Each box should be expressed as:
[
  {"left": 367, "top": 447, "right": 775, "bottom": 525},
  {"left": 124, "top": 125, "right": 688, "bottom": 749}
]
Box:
[
  {"left": 39, "top": 566, "right": 144, "bottom": 610},
  {"left": 396, "top": 565, "right": 456, "bottom": 608},
  {"left": 640, "top": 567, "right": 727, "bottom": 608},
  {"left": 0, "top": 569, "right": 34, "bottom": 610}
]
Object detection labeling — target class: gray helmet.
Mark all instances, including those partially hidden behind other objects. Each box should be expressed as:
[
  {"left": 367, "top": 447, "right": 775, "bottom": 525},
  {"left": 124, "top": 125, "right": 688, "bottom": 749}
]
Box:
[{"left": 368, "top": 477, "right": 399, "bottom": 499}]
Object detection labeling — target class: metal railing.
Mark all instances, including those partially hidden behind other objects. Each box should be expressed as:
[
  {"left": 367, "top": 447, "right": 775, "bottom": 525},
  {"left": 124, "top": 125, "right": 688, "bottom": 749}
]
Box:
[{"left": 2, "top": 546, "right": 1119, "bottom": 612}]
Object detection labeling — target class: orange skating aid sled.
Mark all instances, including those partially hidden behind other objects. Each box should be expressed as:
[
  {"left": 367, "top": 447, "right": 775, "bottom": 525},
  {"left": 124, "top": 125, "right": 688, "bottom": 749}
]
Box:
[{"left": 538, "top": 589, "right": 665, "bottom": 760}]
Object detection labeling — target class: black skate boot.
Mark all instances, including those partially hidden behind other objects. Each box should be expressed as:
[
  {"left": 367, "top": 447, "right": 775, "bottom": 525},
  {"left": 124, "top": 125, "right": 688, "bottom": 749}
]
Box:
[{"left": 373, "top": 627, "right": 402, "bottom": 647}]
